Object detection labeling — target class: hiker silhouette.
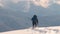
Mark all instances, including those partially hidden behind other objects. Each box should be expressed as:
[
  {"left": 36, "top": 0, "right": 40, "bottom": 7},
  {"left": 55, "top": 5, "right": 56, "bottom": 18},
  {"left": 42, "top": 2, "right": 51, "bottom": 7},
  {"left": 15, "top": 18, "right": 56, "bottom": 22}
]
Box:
[{"left": 31, "top": 15, "right": 38, "bottom": 28}]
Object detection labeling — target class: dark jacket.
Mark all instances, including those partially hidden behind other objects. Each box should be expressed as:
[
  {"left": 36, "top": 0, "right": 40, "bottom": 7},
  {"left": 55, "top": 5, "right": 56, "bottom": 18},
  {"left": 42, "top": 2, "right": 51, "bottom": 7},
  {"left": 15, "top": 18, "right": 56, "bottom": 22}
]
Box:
[{"left": 31, "top": 15, "right": 38, "bottom": 23}]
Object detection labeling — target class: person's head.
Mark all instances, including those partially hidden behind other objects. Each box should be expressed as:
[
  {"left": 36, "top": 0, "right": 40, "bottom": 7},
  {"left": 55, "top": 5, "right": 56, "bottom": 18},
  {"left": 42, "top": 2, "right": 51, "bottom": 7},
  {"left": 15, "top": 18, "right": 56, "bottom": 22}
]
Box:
[{"left": 33, "top": 15, "right": 37, "bottom": 18}]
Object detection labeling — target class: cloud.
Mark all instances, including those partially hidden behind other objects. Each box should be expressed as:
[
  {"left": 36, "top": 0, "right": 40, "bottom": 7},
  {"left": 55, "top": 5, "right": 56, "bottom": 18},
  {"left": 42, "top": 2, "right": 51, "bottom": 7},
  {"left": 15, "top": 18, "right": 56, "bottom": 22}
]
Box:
[
  {"left": 0, "top": 0, "right": 31, "bottom": 12},
  {"left": 32, "top": 0, "right": 51, "bottom": 8},
  {"left": 55, "top": 0, "right": 60, "bottom": 5},
  {"left": 0, "top": 0, "right": 60, "bottom": 9},
  {"left": 32, "top": 0, "right": 60, "bottom": 8},
  {"left": 0, "top": 0, "right": 4, "bottom": 7},
  {"left": 11, "top": 0, "right": 20, "bottom": 4},
  {"left": 7, "top": 0, "right": 31, "bottom": 12},
  {"left": 0, "top": 3, "right": 4, "bottom": 7},
  {"left": 11, "top": 0, "right": 31, "bottom": 12},
  {"left": 10, "top": 0, "right": 32, "bottom": 4}
]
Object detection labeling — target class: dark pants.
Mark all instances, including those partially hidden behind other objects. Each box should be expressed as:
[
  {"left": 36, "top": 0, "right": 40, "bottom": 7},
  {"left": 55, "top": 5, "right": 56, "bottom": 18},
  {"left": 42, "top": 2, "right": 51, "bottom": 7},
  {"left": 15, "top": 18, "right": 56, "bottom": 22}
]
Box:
[{"left": 32, "top": 21, "right": 38, "bottom": 28}]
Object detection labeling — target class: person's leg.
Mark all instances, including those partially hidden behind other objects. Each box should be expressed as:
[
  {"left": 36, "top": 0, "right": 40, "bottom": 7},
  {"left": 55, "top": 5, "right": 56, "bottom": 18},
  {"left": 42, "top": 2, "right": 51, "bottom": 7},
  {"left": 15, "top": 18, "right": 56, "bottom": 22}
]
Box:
[
  {"left": 35, "top": 23, "right": 37, "bottom": 27},
  {"left": 32, "top": 22, "right": 37, "bottom": 29},
  {"left": 35, "top": 22, "right": 38, "bottom": 27},
  {"left": 32, "top": 22, "right": 35, "bottom": 29}
]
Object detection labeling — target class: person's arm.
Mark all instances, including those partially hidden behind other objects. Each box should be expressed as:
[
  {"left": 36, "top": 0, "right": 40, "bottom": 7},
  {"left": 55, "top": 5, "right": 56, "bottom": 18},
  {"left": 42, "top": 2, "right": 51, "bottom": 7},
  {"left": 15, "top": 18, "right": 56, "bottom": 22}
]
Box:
[
  {"left": 31, "top": 17, "right": 33, "bottom": 21},
  {"left": 37, "top": 19, "right": 38, "bottom": 23}
]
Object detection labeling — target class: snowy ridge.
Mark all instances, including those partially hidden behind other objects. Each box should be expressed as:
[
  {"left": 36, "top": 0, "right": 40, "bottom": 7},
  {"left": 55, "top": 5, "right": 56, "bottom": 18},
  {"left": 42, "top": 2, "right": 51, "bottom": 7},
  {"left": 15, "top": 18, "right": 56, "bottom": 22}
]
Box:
[{"left": 0, "top": 26, "right": 60, "bottom": 34}]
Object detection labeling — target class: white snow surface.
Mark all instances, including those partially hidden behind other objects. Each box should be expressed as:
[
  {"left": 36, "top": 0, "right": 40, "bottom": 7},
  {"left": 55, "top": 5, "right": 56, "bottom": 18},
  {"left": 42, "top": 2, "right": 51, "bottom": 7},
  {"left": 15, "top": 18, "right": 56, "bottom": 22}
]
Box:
[{"left": 0, "top": 26, "right": 60, "bottom": 34}]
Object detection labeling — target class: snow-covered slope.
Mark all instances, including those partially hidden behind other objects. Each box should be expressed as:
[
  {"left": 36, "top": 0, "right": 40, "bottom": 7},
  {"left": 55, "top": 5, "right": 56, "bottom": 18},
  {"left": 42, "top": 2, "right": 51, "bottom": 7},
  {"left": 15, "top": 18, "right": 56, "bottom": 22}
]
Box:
[{"left": 0, "top": 26, "right": 60, "bottom": 34}]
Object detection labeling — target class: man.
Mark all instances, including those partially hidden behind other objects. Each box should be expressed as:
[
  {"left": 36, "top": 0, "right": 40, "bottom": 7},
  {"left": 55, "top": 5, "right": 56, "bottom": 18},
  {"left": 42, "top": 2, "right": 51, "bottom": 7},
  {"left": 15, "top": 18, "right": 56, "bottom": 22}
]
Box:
[{"left": 31, "top": 15, "right": 38, "bottom": 29}]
